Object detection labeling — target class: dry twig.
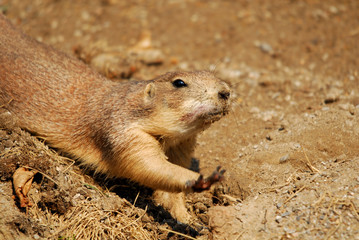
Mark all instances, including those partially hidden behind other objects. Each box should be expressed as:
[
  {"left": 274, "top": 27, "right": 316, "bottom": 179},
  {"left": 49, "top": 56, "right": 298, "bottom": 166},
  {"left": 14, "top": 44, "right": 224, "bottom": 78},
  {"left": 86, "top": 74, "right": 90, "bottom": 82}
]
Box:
[
  {"left": 21, "top": 165, "right": 59, "bottom": 185},
  {"left": 159, "top": 227, "right": 197, "bottom": 240},
  {"left": 284, "top": 185, "right": 306, "bottom": 204},
  {"left": 301, "top": 146, "right": 320, "bottom": 173}
]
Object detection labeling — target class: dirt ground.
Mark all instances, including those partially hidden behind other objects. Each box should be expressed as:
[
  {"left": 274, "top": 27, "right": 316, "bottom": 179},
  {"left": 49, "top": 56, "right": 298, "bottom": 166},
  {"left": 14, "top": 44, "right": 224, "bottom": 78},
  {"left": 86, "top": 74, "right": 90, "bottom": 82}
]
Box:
[{"left": 1, "top": 0, "right": 359, "bottom": 239}]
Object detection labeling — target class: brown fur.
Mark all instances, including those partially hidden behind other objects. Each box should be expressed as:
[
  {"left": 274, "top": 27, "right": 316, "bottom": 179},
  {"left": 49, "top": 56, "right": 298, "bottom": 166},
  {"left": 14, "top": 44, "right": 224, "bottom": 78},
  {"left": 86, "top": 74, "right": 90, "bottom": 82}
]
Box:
[{"left": 0, "top": 14, "right": 231, "bottom": 223}]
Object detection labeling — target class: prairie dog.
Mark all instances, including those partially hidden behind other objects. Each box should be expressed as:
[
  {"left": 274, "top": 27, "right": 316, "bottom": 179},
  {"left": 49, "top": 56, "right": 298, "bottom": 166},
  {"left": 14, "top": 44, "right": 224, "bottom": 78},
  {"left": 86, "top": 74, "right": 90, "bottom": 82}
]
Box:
[{"left": 0, "top": 14, "right": 230, "bottom": 223}]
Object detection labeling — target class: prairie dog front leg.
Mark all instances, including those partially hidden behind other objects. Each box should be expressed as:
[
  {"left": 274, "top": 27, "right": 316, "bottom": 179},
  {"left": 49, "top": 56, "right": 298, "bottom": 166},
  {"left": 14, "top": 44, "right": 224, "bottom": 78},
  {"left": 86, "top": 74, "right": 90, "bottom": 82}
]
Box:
[
  {"left": 154, "top": 137, "right": 198, "bottom": 223},
  {"left": 109, "top": 129, "right": 200, "bottom": 192}
]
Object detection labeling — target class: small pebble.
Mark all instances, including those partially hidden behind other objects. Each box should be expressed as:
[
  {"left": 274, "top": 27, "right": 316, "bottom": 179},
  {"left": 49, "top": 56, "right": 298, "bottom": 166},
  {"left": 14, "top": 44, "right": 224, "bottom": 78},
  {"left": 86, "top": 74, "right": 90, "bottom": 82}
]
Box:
[
  {"left": 81, "top": 11, "right": 91, "bottom": 21},
  {"left": 281, "top": 211, "right": 291, "bottom": 217},
  {"left": 279, "top": 154, "right": 289, "bottom": 163},
  {"left": 50, "top": 20, "right": 58, "bottom": 29},
  {"left": 254, "top": 41, "right": 274, "bottom": 54},
  {"left": 33, "top": 234, "right": 40, "bottom": 240},
  {"left": 294, "top": 143, "right": 301, "bottom": 148},
  {"left": 260, "top": 43, "right": 273, "bottom": 53},
  {"left": 275, "top": 215, "right": 282, "bottom": 223},
  {"left": 249, "top": 107, "right": 260, "bottom": 114},
  {"left": 329, "top": 5, "right": 339, "bottom": 14}
]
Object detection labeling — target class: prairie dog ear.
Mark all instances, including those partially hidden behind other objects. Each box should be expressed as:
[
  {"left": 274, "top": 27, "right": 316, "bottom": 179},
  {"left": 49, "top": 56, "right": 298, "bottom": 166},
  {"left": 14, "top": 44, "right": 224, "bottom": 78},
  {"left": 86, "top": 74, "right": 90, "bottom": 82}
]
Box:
[{"left": 144, "top": 82, "right": 156, "bottom": 102}]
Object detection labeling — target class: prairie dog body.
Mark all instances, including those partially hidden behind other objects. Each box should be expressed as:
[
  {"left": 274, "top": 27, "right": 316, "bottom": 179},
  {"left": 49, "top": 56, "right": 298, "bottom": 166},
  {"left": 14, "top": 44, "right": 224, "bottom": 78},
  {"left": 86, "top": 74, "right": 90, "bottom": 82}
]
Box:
[{"left": 0, "top": 14, "right": 230, "bottom": 223}]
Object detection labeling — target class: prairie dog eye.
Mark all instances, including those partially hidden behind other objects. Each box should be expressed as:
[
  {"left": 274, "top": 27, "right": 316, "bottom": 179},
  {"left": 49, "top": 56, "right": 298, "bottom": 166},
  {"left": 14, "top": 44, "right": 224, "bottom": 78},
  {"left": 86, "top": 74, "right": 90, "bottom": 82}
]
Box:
[{"left": 172, "top": 79, "right": 187, "bottom": 88}]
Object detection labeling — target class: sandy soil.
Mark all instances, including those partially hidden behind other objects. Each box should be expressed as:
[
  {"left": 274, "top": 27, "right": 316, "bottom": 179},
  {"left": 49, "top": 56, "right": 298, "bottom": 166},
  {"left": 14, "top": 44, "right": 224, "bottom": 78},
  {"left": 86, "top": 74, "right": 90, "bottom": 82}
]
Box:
[{"left": 1, "top": 0, "right": 359, "bottom": 239}]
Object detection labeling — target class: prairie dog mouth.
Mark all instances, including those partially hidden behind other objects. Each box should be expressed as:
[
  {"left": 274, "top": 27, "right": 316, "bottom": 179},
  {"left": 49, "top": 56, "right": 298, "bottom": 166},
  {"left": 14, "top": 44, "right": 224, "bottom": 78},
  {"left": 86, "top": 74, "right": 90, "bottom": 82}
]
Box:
[
  {"left": 201, "top": 109, "right": 229, "bottom": 123},
  {"left": 181, "top": 102, "right": 230, "bottom": 124}
]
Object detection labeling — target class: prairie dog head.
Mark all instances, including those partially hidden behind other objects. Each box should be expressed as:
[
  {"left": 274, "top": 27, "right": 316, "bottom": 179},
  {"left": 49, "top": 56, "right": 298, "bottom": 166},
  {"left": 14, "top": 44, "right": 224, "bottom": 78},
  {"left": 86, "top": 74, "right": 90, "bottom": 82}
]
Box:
[{"left": 142, "top": 71, "right": 231, "bottom": 137}]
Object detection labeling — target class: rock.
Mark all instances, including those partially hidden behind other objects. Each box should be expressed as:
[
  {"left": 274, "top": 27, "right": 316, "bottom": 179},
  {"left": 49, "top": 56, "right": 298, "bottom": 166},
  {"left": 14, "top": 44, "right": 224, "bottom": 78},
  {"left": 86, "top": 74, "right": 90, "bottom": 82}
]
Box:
[
  {"left": 261, "top": 110, "right": 277, "bottom": 121},
  {"left": 259, "top": 42, "right": 273, "bottom": 53},
  {"left": 293, "top": 143, "right": 301, "bottom": 149},
  {"left": 281, "top": 211, "right": 291, "bottom": 217},
  {"left": 328, "top": 5, "right": 339, "bottom": 14},
  {"left": 254, "top": 41, "right": 274, "bottom": 55},
  {"left": 249, "top": 107, "right": 260, "bottom": 114},
  {"left": 279, "top": 154, "right": 289, "bottom": 163},
  {"left": 324, "top": 87, "right": 342, "bottom": 104},
  {"left": 208, "top": 206, "right": 242, "bottom": 240}
]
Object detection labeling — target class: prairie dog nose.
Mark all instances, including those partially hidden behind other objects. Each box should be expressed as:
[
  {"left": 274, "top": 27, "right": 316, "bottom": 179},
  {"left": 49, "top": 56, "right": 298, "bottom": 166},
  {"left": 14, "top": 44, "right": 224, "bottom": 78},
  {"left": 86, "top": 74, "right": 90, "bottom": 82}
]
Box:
[{"left": 218, "top": 90, "right": 230, "bottom": 101}]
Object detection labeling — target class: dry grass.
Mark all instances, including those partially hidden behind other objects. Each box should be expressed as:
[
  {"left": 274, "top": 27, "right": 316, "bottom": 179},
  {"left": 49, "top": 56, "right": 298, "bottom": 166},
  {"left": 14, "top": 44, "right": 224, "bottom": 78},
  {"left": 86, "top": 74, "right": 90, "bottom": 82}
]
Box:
[
  {"left": 301, "top": 146, "right": 321, "bottom": 174},
  {"left": 53, "top": 203, "right": 151, "bottom": 239},
  {"left": 1, "top": 127, "right": 158, "bottom": 239},
  {"left": 28, "top": 196, "right": 154, "bottom": 240}
]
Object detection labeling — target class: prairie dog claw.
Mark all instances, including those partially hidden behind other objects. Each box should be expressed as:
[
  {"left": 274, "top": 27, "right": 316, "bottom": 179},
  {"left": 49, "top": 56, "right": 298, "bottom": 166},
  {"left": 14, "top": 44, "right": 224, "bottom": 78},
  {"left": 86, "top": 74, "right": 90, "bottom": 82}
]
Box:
[{"left": 188, "top": 166, "right": 226, "bottom": 192}]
